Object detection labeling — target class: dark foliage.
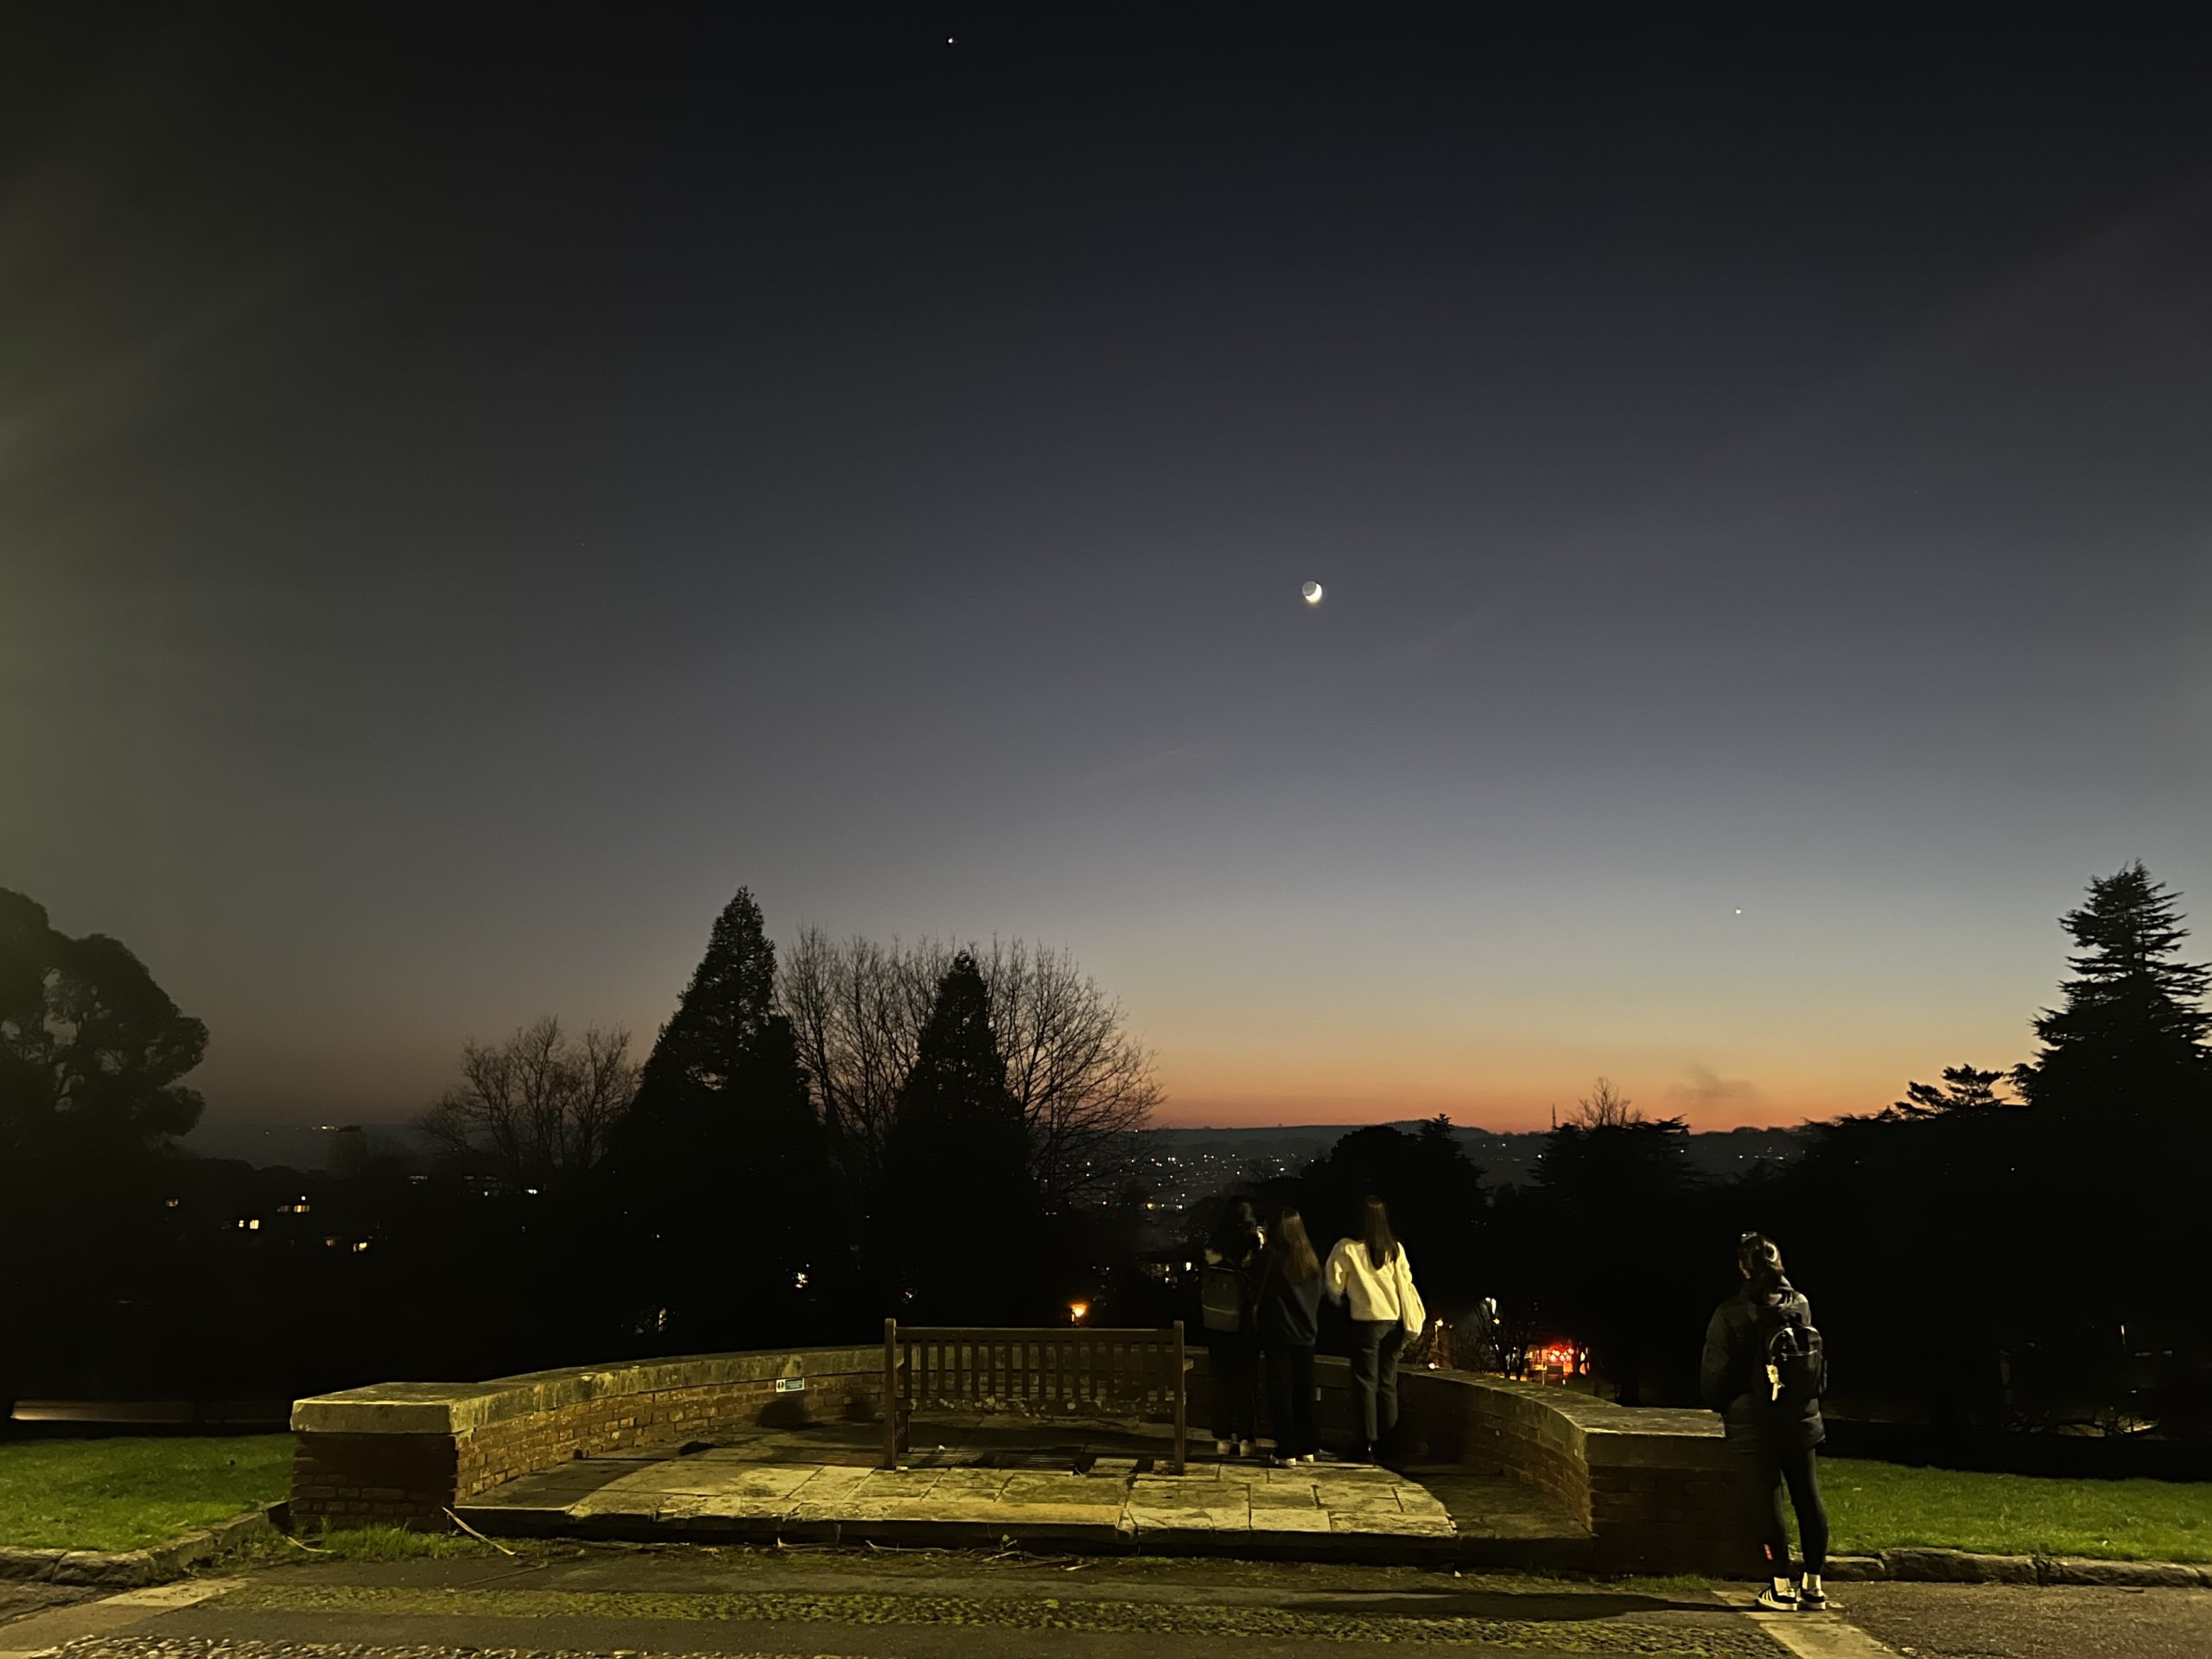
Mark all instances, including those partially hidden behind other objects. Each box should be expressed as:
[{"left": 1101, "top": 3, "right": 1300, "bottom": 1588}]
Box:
[
  {"left": 604, "top": 888, "right": 844, "bottom": 1350},
  {"left": 880, "top": 951, "right": 1039, "bottom": 1321}
]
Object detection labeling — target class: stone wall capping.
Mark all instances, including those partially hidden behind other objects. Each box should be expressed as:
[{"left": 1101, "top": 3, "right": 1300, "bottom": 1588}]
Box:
[{"left": 289, "top": 1345, "right": 883, "bottom": 1436}]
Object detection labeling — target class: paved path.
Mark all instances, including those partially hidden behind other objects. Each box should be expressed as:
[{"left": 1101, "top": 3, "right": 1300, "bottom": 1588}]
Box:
[
  {"left": 0, "top": 1552, "right": 1798, "bottom": 1659},
  {"left": 462, "top": 1420, "right": 1583, "bottom": 1563},
  {"left": 1824, "top": 1580, "right": 2212, "bottom": 1659}
]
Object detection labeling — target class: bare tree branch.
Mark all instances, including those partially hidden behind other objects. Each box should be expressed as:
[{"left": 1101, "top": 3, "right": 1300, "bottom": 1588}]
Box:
[
  {"left": 778, "top": 931, "right": 1161, "bottom": 1206},
  {"left": 417, "top": 1014, "right": 639, "bottom": 1190},
  {"left": 1565, "top": 1075, "right": 1641, "bottom": 1130}
]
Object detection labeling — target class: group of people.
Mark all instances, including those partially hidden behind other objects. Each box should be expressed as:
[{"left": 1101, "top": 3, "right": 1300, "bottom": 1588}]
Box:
[
  {"left": 1199, "top": 1202, "right": 1834, "bottom": 1611},
  {"left": 1199, "top": 1194, "right": 1427, "bottom": 1465}
]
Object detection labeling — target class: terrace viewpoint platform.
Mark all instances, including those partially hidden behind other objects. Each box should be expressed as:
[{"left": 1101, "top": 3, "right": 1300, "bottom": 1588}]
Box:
[
  {"left": 291, "top": 1343, "right": 1764, "bottom": 1573},
  {"left": 453, "top": 1414, "right": 1586, "bottom": 1564}
]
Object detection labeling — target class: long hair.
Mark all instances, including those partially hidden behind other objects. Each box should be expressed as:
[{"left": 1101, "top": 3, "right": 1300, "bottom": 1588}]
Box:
[
  {"left": 1360, "top": 1194, "right": 1399, "bottom": 1270},
  {"left": 1272, "top": 1208, "right": 1320, "bottom": 1285},
  {"left": 1738, "top": 1231, "right": 1784, "bottom": 1298},
  {"left": 1210, "top": 1195, "right": 1261, "bottom": 1259}
]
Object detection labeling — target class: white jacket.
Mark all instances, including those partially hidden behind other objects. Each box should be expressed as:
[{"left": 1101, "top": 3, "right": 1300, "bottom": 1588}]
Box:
[{"left": 1325, "top": 1238, "right": 1426, "bottom": 1333}]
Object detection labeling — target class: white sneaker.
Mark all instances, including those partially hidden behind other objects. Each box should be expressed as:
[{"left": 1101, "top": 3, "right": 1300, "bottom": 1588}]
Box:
[
  {"left": 1213, "top": 1439, "right": 1233, "bottom": 1456},
  {"left": 1756, "top": 1586, "right": 1800, "bottom": 1611},
  {"left": 1237, "top": 1440, "right": 1257, "bottom": 1458}
]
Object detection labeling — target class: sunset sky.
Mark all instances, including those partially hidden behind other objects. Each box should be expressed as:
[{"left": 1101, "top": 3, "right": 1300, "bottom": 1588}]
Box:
[{"left": 5, "top": 8, "right": 2210, "bottom": 1138}]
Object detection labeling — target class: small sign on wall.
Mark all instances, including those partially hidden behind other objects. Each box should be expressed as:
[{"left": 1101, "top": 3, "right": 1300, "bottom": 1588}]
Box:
[{"left": 775, "top": 1376, "right": 806, "bottom": 1393}]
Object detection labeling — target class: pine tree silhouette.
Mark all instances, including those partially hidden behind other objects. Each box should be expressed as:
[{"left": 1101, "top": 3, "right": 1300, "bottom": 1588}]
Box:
[
  {"left": 611, "top": 888, "right": 838, "bottom": 1347},
  {"left": 2014, "top": 861, "right": 2212, "bottom": 1122},
  {"left": 882, "top": 951, "right": 1036, "bottom": 1320}
]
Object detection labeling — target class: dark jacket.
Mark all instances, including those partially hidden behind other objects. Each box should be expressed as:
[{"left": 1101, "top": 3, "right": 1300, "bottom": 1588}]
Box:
[
  {"left": 1253, "top": 1250, "right": 1325, "bottom": 1347},
  {"left": 1700, "top": 1276, "right": 1825, "bottom": 1452},
  {"left": 1201, "top": 1222, "right": 1263, "bottom": 1336}
]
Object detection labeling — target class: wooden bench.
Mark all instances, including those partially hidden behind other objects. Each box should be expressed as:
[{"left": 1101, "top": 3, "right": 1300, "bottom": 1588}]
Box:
[{"left": 880, "top": 1319, "right": 1190, "bottom": 1473}]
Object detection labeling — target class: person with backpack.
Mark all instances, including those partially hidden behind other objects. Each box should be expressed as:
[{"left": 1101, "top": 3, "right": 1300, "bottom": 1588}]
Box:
[
  {"left": 1700, "top": 1231, "right": 1830, "bottom": 1611},
  {"left": 1254, "top": 1207, "right": 1325, "bottom": 1465},
  {"left": 1200, "top": 1198, "right": 1264, "bottom": 1457},
  {"left": 1324, "top": 1195, "right": 1426, "bottom": 1463}
]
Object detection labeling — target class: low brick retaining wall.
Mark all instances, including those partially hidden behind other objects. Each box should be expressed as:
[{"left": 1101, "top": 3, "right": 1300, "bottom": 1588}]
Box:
[
  {"left": 305, "top": 1344, "right": 1737, "bottom": 1572},
  {"left": 1193, "top": 1355, "right": 1761, "bottom": 1573},
  {"left": 291, "top": 1345, "right": 884, "bottom": 1532}
]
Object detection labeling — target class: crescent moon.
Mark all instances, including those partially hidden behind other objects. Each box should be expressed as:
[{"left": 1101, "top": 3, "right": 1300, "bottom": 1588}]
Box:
[{"left": 1301, "top": 582, "right": 1324, "bottom": 604}]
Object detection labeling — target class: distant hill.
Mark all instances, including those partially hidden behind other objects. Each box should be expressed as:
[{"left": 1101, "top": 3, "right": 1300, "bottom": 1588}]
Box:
[{"left": 1152, "top": 1121, "right": 1814, "bottom": 1186}]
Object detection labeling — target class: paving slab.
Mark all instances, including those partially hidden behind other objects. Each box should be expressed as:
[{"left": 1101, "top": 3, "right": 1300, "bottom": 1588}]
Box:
[{"left": 457, "top": 1414, "right": 1592, "bottom": 1567}]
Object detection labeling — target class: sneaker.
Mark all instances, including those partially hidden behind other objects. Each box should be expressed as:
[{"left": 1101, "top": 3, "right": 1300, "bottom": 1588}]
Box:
[
  {"left": 1237, "top": 1440, "right": 1258, "bottom": 1458},
  {"left": 1213, "top": 1439, "right": 1233, "bottom": 1457},
  {"left": 1755, "top": 1586, "right": 1800, "bottom": 1611},
  {"left": 1798, "top": 1583, "right": 1828, "bottom": 1611},
  {"left": 1296, "top": 1453, "right": 1317, "bottom": 1465}
]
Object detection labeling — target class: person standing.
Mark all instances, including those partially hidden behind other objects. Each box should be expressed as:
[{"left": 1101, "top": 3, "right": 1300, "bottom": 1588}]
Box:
[
  {"left": 1255, "top": 1208, "right": 1325, "bottom": 1465},
  {"left": 1700, "top": 1232, "right": 1831, "bottom": 1611},
  {"left": 1324, "top": 1195, "right": 1425, "bottom": 1463},
  {"left": 1200, "top": 1198, "right": 1264, "bottom": 1457}
]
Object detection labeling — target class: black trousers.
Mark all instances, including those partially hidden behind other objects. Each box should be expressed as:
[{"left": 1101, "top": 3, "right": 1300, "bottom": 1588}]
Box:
[
  {"left": 1265, "top": 1342, "right": 1317, "bottom": 1458},
  {"left": 1208, "top": 1332, "right": 1259, "bottom": 1440},
  {"left": 1740, "top": 1441, "right": 1829, "bottom": 1579},
  {"left": 1347, "top": 1319, "right": 1402, "bottom": 1449}
]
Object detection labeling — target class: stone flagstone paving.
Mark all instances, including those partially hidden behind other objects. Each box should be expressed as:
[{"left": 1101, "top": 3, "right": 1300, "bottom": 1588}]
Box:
[{"left": 456, "top": 1416, "right": 1541, "bottom": 1557}]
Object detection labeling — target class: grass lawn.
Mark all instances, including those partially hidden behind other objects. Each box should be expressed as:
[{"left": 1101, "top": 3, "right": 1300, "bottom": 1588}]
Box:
[
  {"left": 1822, "top": 1456, "right": 2212, "bottom": 1562},
  {"left": 0, "top": 1434, "right": 292, "bottom": 1552}
]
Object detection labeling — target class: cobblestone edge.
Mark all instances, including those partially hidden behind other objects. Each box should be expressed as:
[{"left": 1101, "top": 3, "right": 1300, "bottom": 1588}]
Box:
[{"left": 0, "top": 1503, "right": 285, "bottom": 1587}]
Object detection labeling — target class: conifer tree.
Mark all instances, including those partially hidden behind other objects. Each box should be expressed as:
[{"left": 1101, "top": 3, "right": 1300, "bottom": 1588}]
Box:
[
  {"left": 882, "top": 951, "right": 1036, "bottom": 1319},
  {"left": 1891, "top": 1062, "right": 2015, "bottom": 1116},
  {"left": 611, "top": 888, "right": 838, "bottom": 1346},
  {"left": 2013, "top": 861, "right": 2212, "bottom": 1122}
]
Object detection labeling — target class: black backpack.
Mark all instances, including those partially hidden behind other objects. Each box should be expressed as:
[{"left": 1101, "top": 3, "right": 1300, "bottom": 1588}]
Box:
[{"left": 1757, "top": 1296, "right": 1827, "bottom": 1404}]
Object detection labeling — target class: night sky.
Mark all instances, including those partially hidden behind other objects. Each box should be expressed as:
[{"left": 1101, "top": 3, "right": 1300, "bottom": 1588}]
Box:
[{"left": 6, "top": 6, "right": 2210, "bottom": 1136}]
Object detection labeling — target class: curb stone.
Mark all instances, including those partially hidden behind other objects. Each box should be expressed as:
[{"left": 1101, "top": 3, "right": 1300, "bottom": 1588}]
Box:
[
  {"left": 0, "top": 1503, "right": 283, "bottom": 1586},
  {"left": 1805, "top": 1548, "right": 2210, "bottom": 1588}
]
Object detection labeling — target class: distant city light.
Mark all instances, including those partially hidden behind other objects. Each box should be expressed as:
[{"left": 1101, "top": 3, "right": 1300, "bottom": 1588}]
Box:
[{"left": 1068, "top": 1301, "right": 1090, "bottom": 1324}]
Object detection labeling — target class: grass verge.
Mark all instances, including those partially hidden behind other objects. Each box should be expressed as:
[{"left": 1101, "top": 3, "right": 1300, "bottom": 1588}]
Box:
[
  {"left": 277, "top": 1525, "right": 534, "bottom": 1561},
  {"left": 0, "top": 1434, "right": 291, "bottom": 1552},
  {"left": 1823, "top": 1456, "right": 2212, "bottom": 1562}
]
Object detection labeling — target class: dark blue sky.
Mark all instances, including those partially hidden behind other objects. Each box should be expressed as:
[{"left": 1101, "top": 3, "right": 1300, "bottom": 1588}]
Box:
[{"left": 5, "top": 5, "right": 2209, "bottom": 1132}]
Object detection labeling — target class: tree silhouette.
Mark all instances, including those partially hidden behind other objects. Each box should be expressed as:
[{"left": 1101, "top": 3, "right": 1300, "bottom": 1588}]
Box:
[
  {"left": 881, "top": 951, "right": 1036, "bottom": 1320},
  {"left": 780, "top": 931, "right": 1160, "bottom": 1208},
  {"left": 2006, "top": 862, "right": 2212, "bottom": 1429},
  {"left": 1294, "top": 1117, "right": 1486, "bottom": 1306},
  {"left": 1564, "top": 1075, "right": 1641, "bottom": 1128},
  {"left": 607, "top": 888, "right": 839, "bottom": 1348},
  {"left": 2013, "top": 861, "right": 2212, "bottom": 1122},
  {"left": 1890, "top": 1061, "right": 2016, "bottom": 1117},
  {"left": 1529, "top": 1108, "right": 1700, "bottom": 1404},
  {"left": 0, "top": 889, "right": 209, "bottom": 1416},
  {"left": 1, "top": 887, "right": 207, "bottom": 1156},
  {"left": 420, "top": 1016, "right": 639, "bottom": 1192}
]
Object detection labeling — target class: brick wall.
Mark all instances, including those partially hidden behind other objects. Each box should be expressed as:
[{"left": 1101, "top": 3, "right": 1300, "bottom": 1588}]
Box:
[
  {"left": 1194, "top": 1352, "right": 1763, "bottom": 1573},
  {"left": 291, "top": 1347, "right": 885, "bottom": 1534}
]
